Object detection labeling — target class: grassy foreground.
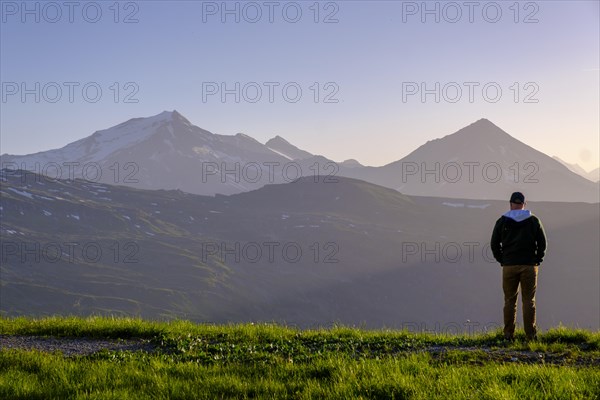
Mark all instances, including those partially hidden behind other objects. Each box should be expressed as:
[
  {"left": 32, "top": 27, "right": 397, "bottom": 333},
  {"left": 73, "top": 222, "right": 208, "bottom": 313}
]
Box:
[{"left": 1, "top": 317, "right": 599, "bottom": 399}]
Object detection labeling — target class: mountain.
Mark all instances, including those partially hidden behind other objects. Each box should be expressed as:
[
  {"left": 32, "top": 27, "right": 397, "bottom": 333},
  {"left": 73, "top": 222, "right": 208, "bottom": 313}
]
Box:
[
  {"left": 265, "top": 135, "right": 314, "bottom": 160},
  {"left": 2, "top": 170, "right": 598, "bottom": 329},
  {"left": 3, "top": 113, "right": 598, "bottom": 202},
  {"left": 553, "top": 156, "right": 600, "bottom": 182},
  {"left": 340, "top": 119, "right": 600, "bottom": 202},
  {"left": 0, "top": 111, "right": 329, "bottom": 196},
  {"left": 340, "top": 159, "right": 363, "bottom": 168}
]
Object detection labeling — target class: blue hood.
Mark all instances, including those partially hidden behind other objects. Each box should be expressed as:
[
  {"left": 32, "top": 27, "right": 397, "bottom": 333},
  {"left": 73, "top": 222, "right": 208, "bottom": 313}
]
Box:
[{"left": 503, "top": 209, "right": 532, "bottom": 222}]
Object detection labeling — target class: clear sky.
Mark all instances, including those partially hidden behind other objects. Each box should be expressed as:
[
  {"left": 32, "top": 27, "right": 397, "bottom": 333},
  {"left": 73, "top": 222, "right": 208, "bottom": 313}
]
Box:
[{"left": 1, "top": 0, "right": 598, "bottom": 171}]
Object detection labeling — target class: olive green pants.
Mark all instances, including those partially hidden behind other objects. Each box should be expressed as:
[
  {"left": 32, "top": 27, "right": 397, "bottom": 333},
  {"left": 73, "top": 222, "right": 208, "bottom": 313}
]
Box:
[{"left": 502, "top": 265, "right": 538, "bottom": 340}]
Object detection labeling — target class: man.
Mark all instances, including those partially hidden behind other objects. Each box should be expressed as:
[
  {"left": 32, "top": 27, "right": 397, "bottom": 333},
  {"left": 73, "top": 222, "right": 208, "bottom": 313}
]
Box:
[{"left": 490, "top": 192, "right": 547, "bottom": 341}]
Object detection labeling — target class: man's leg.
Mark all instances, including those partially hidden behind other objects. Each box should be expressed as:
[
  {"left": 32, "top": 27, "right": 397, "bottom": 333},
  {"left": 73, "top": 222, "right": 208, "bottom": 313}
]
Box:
[
  {"left": 521, "top": 265, "right": 538, "bottom": 340},
  {"left": 502, "top": 266, "right": 520, "bottom": 340}
]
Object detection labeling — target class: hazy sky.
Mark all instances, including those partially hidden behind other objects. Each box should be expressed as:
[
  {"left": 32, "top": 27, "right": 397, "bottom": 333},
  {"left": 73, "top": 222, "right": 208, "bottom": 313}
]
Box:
[{"left": 1, "top": 0, "right": 599, "bottom": 170}]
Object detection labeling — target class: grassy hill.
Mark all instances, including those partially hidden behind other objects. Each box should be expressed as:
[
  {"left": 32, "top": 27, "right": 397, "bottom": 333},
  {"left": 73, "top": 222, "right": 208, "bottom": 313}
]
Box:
[
  {"left": 2, "top": 171, "right": 599, "bottom": 329},
  {"left": 1, "top": 317, "right": 599, "bottom": 399}
]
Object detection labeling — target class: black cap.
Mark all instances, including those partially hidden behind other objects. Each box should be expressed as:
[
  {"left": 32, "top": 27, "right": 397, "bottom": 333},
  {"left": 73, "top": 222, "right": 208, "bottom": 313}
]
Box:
[{"left": 510, "top": 192, "right": 525, "bottom": 204}]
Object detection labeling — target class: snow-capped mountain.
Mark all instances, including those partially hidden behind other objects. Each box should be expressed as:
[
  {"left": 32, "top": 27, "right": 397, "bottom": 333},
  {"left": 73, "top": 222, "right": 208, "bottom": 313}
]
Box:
[
  {"left": 2, "top": 113, "right": 598, "bottom": 201},
  {"left": 1, "top": 111, "right": 325, "bottom": 195},
  {"left": 8, "top": 111, "right": 183, "bottom": 165}
]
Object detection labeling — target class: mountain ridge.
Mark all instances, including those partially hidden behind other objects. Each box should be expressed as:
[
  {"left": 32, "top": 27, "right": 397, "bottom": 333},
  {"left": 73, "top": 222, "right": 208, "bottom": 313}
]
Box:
[
  {"left": 553, "top": 156, "right": 599, "bottom": 182},
  {"left": 2, "top": 111, "right": 598, "bottom": 202}
]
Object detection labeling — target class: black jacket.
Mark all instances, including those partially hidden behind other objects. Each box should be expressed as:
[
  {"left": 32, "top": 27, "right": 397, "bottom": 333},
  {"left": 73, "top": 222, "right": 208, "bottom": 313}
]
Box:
[{"left": 490, "top": 212, "right": 547, "bottom": 266}]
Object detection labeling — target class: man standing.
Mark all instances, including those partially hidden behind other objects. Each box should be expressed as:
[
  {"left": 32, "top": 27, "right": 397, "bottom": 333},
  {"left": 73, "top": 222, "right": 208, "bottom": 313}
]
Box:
[{"left": 491, "top": 192, "right": 547, "bottom": 341}]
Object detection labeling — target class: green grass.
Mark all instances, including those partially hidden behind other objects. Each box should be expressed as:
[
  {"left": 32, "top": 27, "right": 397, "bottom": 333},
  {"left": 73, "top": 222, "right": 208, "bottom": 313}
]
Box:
[{"left": 1, "top": 317, "right": 599, "bottom": 399}]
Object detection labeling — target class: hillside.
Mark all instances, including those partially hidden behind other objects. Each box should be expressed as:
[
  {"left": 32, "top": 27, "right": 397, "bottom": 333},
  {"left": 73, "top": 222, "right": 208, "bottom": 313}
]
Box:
[{"left": 2, "top": 170, "right": 598, "bottom": 329}]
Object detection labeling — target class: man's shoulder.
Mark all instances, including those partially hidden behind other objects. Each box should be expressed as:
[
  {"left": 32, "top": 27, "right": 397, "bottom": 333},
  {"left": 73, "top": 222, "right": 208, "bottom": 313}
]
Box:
[
  {"left": 529, "top": 214, "right": 542, "bottom": 224},
  {"left": 529, "top": 215, "right": 546, "bottom": 232}
]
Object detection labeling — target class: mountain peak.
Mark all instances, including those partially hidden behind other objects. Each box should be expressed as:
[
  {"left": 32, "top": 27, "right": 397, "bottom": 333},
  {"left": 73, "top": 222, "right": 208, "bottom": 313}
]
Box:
[
  {"left": 266, "top": 135, "right": 291, "bottom": 146},
  {"left": 149, "top": 110, "right": 191, "bottom": 125},
  {"left": 170, "top": 110, "right": 191, "bottom": 124},
  {"left": 265, "top": 135, "right": 313, "bottom": 160},
  {"left": 443, "top": 118, "right": 512, "bottom": 143},
  {"left": 340, "top": 159, "right": 363, "bottom": 168},
  {"left": 469, "top": 117, "right": 500, "bottom": 130},
  {"left": 235, "top": 132, "right": 262, "bottom": 144}
]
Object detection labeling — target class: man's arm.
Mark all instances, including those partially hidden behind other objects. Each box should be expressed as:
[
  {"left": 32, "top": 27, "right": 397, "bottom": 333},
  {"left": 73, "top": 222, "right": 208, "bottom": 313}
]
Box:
[
  {"left": 490, "top": 217, "right": 503, "bottom": 264},
  {"left": 535, "top": 217, "right": 547, "bottom": 264}
]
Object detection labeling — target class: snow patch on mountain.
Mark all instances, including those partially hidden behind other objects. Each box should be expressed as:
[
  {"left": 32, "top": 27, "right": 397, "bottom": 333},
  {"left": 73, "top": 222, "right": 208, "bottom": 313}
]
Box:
[
  {"left": 267, "top": 147, "right": 293, "bottom": 160},
  {"left": 7, "top": 188, "right": 34, "bottom": 199},
  {"left": 442, "top": 202, "right": 464, "bottom": 208},
  {"left": 2, "top": 111, "right": 178, "bottom": 166}
]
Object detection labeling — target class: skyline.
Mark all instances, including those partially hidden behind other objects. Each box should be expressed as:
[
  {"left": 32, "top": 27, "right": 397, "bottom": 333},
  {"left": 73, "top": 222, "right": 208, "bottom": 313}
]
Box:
[
  {"left": 4, "top": 108, "right": 599, "bottom": 177},
  {"left": 1, "top": 0, "right": 599, "bottom": 171}
]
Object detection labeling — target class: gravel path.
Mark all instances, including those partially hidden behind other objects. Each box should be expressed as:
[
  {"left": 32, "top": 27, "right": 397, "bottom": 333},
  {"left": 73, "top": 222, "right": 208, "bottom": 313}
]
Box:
[
  {"left": 0, "top": 335, "right": 157, "bottom": 356},
  {"left": 420, "top": 345, "right": 599, "bottom": 366},
  {"left": 1, "top": 336, "right": 597, "bottom": 366}
]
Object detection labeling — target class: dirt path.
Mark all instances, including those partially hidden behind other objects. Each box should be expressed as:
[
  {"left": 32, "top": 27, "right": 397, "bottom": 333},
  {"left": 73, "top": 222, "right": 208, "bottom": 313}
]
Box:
[
  {"left": 418, "top": 345, "right": 599, "bottom": 366},
  {"left": 0, "top": 335, "right": 157, "bottom": 356},
  {"left": 1, "top": 335, "right": 597, "bottom": 366}
]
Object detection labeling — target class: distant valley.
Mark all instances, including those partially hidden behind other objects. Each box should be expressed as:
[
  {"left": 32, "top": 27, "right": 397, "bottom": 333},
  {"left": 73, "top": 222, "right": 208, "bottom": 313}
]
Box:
[{"left": 2, "top": 170, "right": 598, "bottom": 329}]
